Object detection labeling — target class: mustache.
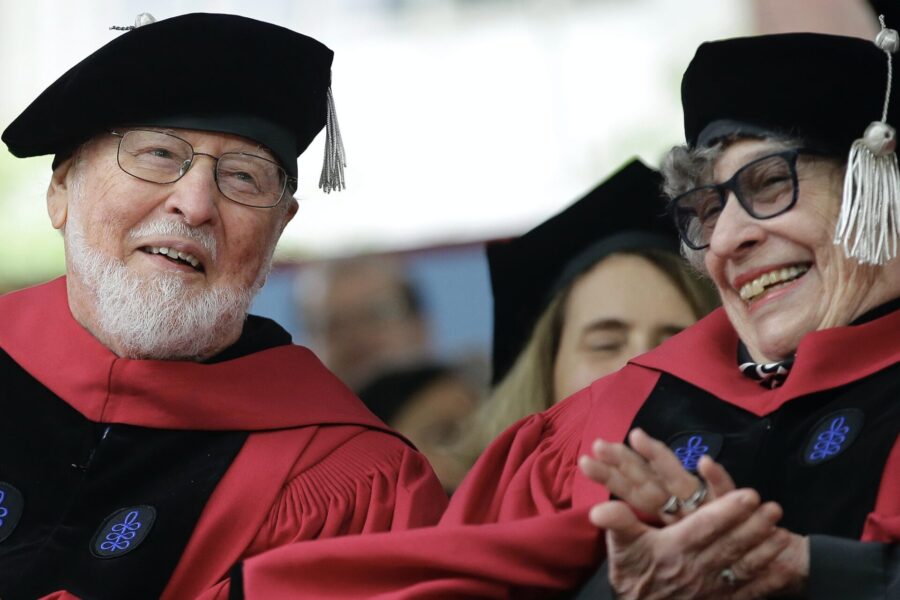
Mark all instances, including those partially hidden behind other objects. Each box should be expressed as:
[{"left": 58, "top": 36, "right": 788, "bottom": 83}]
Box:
[{"left": 128, "top": 220, "right": 217, "bottom": 261}]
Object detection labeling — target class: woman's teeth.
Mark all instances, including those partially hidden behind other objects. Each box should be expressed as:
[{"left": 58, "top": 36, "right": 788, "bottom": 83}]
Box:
[
  {"left": 739, "top": 265, "right": 809, "bottom": 302},
  {"left": 143, "top": 246, "right": 202, "bottom": 270}
]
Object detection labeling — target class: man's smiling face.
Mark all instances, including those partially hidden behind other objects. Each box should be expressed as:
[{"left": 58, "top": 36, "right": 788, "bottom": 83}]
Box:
[{"left": 48, "top": 127, "right": 298, "bottom": 359}]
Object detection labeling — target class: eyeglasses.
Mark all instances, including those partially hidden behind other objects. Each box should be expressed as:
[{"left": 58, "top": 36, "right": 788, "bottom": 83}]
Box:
[
  {"left": 110, "top": 129, "right": 295, "bottom": 208},
  {"left": 668, "top": 148, "right": 823, "bottom": 250}
]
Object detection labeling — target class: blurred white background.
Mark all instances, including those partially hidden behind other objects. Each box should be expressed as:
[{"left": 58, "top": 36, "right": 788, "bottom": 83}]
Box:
[{"left": 0, "top": 0, "right": 877, "bottom": 289}]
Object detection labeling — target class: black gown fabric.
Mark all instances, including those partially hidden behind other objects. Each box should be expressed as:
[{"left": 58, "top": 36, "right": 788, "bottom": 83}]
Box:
[{"left": 0, "top": 316, "right": 287, "bottom": 600}]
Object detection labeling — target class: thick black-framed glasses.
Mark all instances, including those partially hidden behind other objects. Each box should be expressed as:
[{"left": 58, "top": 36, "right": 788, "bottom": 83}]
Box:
[
  {"left": 110, "top": 129, "right": 296, "bottom": 208},
  {"left": 668, "top": 148, "right": 823, "bottom": 250}
]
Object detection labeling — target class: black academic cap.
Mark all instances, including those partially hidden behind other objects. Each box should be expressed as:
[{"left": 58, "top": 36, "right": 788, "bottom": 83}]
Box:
[
  {"left": 487, "top": 159, "right": 678, "bottom": 385},
  {"left": 682, "top": 33, "right": 898, "bottom": 153},
  {"left": 2, "top": 13, "right": 336, "bottom": 182}
]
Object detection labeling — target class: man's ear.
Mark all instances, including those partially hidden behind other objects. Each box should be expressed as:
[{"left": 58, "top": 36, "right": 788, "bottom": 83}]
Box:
[
  {"left": 279, "top": 196, "right": 299, "bottom": 233},
  {"left": 47, "top": 156, "right": 76, "bottom": 230}
]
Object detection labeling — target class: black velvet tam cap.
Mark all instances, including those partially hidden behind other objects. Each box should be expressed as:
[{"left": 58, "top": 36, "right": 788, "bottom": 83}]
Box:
[
  {"left": 1, "top": 13, "right": 334, "bottom": 179},
  {"left": 487, "top": 160, "right": 678, "bottom": 384},
  {"left": 682, "top": 33, "right": 898, "bottom": 153}
]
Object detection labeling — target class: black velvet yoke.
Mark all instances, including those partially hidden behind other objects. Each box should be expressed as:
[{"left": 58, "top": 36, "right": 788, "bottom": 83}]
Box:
[
  {"left": 0, "top": 315, "right": 292, "bottom": 599},
  {"left": 633, "top": 366, "right": 900, "bottom": 538}
]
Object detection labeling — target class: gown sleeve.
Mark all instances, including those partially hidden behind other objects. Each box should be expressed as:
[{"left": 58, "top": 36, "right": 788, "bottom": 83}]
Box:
[
  {"left": 240, "top": 427, "right": 448, "bottom": 554},
  {"left": 225, "top": 389, "right": 604, "bottom": 599}
]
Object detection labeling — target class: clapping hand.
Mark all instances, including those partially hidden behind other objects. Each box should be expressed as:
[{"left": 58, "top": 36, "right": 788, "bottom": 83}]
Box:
[{"left": 578, "top": 429, "right": 808, "bottom": 599}]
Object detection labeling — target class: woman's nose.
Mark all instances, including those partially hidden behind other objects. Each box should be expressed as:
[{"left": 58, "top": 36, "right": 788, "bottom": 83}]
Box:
[{"left": 707, "top": 193, "right": 766, "bottom": 258}]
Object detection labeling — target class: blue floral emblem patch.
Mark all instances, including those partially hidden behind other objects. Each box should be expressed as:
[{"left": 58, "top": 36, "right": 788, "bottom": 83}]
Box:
[
  {"left": 0, "top": 482, "right": 24, "bottom": 543},
  {"left": 90, "top": 505, "right": 156, "bottom": 558},
  {"left": 667, "top": 432, "right": 723, "bottom": 472},
  {"left": 803, "top": 409, "right": 865, "bottom": 465}
]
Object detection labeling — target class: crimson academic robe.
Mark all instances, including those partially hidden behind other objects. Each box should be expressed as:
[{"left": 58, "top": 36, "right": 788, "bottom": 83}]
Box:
[
  {"left": 231, "top": 305, "right": 900, "bottom": 599},
  {"left": 0, "top": 278, "right": 448, "bottom": 600}
]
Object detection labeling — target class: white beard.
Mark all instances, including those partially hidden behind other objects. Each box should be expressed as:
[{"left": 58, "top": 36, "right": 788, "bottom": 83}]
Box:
[{"left": 63, "top": 179, "right": 273, "bottom": 361}]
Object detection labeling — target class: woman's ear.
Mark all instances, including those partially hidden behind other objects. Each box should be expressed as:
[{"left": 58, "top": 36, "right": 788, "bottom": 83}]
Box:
[{"left": 47, "top": 156, "right": 75, "bottom": 230}]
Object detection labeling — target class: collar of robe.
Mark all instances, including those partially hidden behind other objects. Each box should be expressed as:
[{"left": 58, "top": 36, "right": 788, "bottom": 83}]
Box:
[
  {"left": 0, "top": 277, "right": 392, "bottom": 432},
  {"left": 734, "top": 297, "right": 900, "bottom": 389},
  {"left": 630, "top": 301, "right": 900, "bottom": 416}
]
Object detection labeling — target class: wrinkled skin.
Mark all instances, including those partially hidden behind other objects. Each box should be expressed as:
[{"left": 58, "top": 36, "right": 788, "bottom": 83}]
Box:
[{"left": 580, "top": 429, "right": 808, "bottom": 599}]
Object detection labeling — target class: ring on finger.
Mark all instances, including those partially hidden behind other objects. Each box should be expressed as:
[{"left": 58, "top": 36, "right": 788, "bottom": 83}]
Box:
[
  {"left": 660, "top": 495, "right": 680, "bottom": 515},
  {"left": 678, "top": 477, "right": 708, "bottom": 512},
  {"left": 719, "top": 567, "right": 738, "bottom": 587}
]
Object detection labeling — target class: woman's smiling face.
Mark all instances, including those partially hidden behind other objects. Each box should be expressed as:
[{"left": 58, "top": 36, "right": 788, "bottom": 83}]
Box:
[{"left": 703, "top": 138, "right": 900, "bottom": 362}]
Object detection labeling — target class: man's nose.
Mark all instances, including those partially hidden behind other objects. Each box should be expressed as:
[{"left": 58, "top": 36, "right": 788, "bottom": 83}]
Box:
[{"left": 163, "top": 156, "right": 221, "bottom": 227}]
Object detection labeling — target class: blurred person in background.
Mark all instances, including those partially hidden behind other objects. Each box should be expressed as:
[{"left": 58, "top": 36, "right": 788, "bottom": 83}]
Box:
[
  {"left": 0, "top": 13, "right": 447, "bottom": 599},
  {"left": 455, "top": 159, "right": 718, "bottom": 467},
  {"left": 299, "top": 256, "right": 483, "bottom": 492},
  {"left": 358, "top": 363, "right": 481, "bottom": 493},
  {"left": 297, "top": 256, "right": 431, "bottom": 391}
]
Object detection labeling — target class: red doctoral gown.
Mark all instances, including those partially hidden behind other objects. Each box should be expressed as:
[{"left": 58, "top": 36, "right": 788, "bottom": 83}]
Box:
[{"left": 231, "top": 306, "right": 900, "bottom": 598}]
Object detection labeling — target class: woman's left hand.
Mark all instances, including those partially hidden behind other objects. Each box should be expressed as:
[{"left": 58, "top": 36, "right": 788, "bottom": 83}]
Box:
[
  {"left": 579, "top": 429, "right": 810, "bottom": 598},
  {"left": 590, "top": 494, "right": 808, "bottom": 599}
]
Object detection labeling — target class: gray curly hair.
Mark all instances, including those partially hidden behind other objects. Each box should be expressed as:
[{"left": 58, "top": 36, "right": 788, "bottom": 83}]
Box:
[{"left": 659, "top": 143, "right": 725, "bottom": 273}]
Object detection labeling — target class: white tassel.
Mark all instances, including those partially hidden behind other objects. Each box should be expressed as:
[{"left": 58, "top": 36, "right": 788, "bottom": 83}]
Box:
[
  {"left": 836, "top": 126, "right": 900, "bottom": 264},
  {"left": 319, "top": 87, "right": 347, "bottom": 193},
  {"left": 834, "top": 15, "right": 900, "bottom": 265}
]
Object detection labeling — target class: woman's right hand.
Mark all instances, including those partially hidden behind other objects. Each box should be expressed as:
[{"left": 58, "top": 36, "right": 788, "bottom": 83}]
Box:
[{"left": 578, "top": 428, "right": 737, "bottom": 523}]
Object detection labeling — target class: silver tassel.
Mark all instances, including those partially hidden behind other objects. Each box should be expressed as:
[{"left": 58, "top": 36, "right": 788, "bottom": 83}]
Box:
[
  {"left": 835, "top": 15, "right": 900, "bottom": 265},
  {"left": 319, "top": 87, "right": 347, "bottom": 193}
]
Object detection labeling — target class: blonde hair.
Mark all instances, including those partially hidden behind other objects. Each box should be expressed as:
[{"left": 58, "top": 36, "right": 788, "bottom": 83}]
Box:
[{"left": 454, "top": 248, "right": 718, "bottom": 467}]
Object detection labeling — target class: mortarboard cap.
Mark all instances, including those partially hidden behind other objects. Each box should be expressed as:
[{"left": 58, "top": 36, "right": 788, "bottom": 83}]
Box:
[
  {"left": 682, "top": 32, "right": 897, "bottom": 154},
  {"left": 682, "top": 27, "right": 900, "bottom": 265},
  {"left": 487, "top": 159, "right": 677, "bottom": 384},
  {"left": 2, "top": 12, "right": 346, "bottom": 190}
]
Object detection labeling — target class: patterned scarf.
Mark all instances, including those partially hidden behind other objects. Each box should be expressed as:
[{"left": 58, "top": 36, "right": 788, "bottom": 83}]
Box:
[{"left": 737, "top": 343, "right": 794, "bottom": 389}]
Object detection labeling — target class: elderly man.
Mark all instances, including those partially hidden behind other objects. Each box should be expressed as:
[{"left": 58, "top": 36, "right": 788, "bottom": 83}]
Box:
[{"left": 0, "top": 13, "right": 446, "bottom": 599}]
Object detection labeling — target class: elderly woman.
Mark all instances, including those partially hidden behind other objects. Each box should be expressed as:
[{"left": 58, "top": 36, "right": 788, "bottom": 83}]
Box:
[
  {"left": 573, "top": 30, "right": 900, "bottom": 598},
  {"left": 215, "top": 29, "right": 900, "bottom": 600}
]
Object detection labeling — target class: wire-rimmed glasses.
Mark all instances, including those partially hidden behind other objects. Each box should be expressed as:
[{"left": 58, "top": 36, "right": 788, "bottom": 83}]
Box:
[{"left": 110, "top": 129, "right": 294, "bottom": 208}]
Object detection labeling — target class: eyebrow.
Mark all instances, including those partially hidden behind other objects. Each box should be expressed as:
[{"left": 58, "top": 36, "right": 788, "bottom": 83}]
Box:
[
  {"left": 581, "top": 319, "right": 628, "bottom": 333},
  {"left": 743, "top": 146, "right": 786, "bottom": 162},
  {"left": 140, "top": 127, "right": 275, "bottom": 158}
]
